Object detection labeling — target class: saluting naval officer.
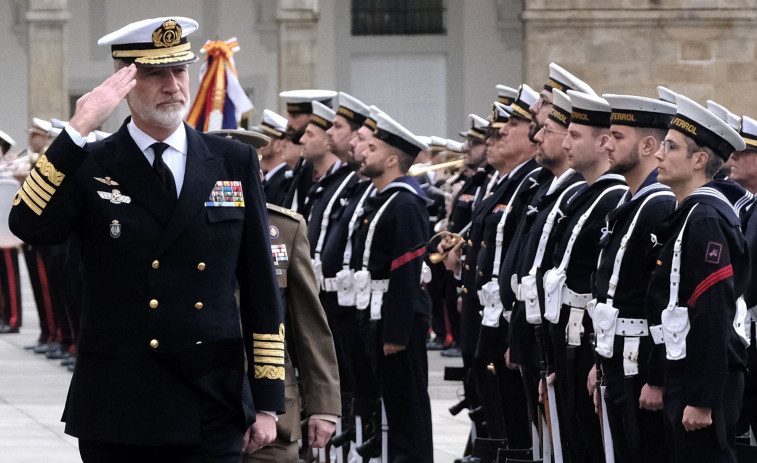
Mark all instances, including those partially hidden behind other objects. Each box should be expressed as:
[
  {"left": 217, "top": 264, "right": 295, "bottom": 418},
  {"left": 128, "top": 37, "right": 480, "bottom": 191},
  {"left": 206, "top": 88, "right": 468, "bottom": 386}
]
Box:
[
  {"left": 591, "top": 94, "right": 678, "bottom": 463},
  {"left": 350, "top": 111, "right": 433, "bottom": 462},
  {"left": 8, "top": 17, "right": 285, "bottom": 462},
  {"left": 647, "top": 94, "right": 750, "bottom": 463}
]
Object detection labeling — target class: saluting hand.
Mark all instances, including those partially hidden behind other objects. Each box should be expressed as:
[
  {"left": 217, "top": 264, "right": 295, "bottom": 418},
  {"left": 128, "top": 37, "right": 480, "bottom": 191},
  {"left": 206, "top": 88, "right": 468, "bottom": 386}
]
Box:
[
  {"left": 70, "top": 64, "right": 138, "bottom": 137},
  {"left": 682, "top": 405, "right": 712, "bottom": 431}
]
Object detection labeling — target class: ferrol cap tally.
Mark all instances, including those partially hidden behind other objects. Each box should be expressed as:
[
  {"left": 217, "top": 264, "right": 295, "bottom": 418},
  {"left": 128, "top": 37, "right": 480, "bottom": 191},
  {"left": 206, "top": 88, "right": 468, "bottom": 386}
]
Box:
[
  {"left": 657, "top": 86, "right": 677, "bottom": 104},
  {"left": 544, "top": 62, "right": 597, "bottom": 96},
  {"left": 502, "top": 84, "right": 539, "bottom": 121},
  {"left": 548, "top": 88, "right": 572, "bottom": 128},
  {"left": 603, "top": 94, "right": 676, "bottom": 130},
  {"left": 259, "top": 109, "right": 288, "bottom": 139},
  {"left": 496, "top": 85, "right": 519, "bottom": 106},
  {"left": 279, "top": 89, "right": 336, "bottom": 115},
  {"left": 706, "top": 100, "right": 741, "bottom": 132},
  {"left": 309, "top": 100, "right": 335, "bottom": 131},
  {"left": 373, "top": 112, "right": 428, "bottom": 157},
  {"left": 567, "top": 90, "right": 611, "bottom": 128},
  {"left": 491, "top": 101, "right": 510, "bottom": 128},
  {"left": 740, "top": 115, "right": 757, "bottom": 149},
  {"left": 466, "top": 114, "right": 489, "bottom": 141},
  {"left": 336, "top": 92, "right": 370, "bottom": 126},
  {"left": 98, "top": 17, "right": 199, "bottom": 67},
  {"left": 364, "top": 105, "right": 382, "bottom": 132},
  {"left": 669, "top": 93, "right": 746, "bottom": 161}
]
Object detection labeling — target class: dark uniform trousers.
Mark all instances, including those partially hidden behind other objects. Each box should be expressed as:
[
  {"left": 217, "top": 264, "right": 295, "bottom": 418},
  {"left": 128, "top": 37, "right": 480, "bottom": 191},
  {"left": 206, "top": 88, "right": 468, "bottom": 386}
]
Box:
[
  {"left": 9, "top": 122, "right": 285, "bottom": 460},
  {"left": 22, "top": 243, "right": 55, "bottom": 342},
  {"left": 0, "top": 247, "right": 21, "bottom": 329}
]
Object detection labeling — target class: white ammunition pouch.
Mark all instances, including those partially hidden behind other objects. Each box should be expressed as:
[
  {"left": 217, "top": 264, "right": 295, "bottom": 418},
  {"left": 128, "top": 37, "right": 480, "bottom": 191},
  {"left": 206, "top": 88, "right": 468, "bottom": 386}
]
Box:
[
  {"left": 735, "top": 297, "right": 750, "bottom": 347},
  {"left": 593, "top": 302, "right": 619, "bottom": 358},
  {"left": 543, "top": 268, "right": 566, "bottom": 324},
  {"left": 421, "top": 261, "right": 433, "bottom": 284},
  {"left": 510, "top": 274, "right": 520, "bottom": 297},
  {"left": 565, "top": 307, "right": 585, "bottom": 347},
  {"left": 661, "top": 305, "right": 690, "bottom": 360},
  {"left": 354, "top": 270, "right": 372, "bottom": 310},
  {"left": 335, "top": 268, "right": 355, "bottom": 306},
  {"left": 479, "top": 280, "right": 503, "bottom": 327},
  {"left": 520, "top": 274, "right": 542, "bottom": 325},
  {"left": 370, "top": 279, "right": 390, "bottom": 320},
  {"left": 311, "top": 258, "right": 324, "bottom": 291},
  {"left": 623, "top": 337, "right": 641, "bottom": 376}
]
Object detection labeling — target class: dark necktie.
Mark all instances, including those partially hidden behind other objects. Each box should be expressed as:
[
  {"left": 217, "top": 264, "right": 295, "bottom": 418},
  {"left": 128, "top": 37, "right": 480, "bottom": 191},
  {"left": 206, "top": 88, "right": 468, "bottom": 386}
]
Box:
[{"left": 151, "top": 142, "right": 177, "bottom": 201}]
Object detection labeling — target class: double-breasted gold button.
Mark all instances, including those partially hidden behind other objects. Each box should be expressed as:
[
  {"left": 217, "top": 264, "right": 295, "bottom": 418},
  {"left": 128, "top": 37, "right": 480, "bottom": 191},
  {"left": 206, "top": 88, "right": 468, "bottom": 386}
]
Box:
[
  {"left": 149, "top": 299, "right": 159, "bottom": 309},
  {"left": 151, "top": 260, "right": 159, "bottom": 269},
  {"left": 465, "top": 264, "right": 470, "bottom": 271},
  {"left": 150, "top": 339, "right": 159, "bottom": 348},
  {"left": 467, "top": 240, "right": 473, "bottom": 247},
  {"left": 195, "top": 302, "right": 204, "bottom": 310},
  {"left": 197, "top": 262, "right": 206, "bottom": 271},
  {"left": 462, "top": 286, "right": 468, "bottom": 294}
]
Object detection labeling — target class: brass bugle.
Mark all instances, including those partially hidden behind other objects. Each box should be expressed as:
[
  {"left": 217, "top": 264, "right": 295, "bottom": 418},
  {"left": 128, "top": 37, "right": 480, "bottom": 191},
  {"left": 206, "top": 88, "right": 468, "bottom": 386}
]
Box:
[
  {"left": 428, "top": 230, "right": 465, "bottom": 264},
  {"left": 409, "top": 158, "right": 465, "bottom": 177}
]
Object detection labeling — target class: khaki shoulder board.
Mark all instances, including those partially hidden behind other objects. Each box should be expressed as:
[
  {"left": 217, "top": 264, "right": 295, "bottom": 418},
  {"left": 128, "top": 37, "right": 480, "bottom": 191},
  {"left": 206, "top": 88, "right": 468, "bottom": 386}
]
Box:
[{"left": 266, "top": 203, "right": 303, "bottom": 222}]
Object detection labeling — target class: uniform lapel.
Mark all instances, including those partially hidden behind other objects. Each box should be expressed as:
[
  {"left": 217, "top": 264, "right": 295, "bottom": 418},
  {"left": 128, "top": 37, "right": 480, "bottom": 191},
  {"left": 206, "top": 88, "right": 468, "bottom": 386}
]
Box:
[
  {"left": 156, "top": 126, "right": 224, "bottom": 255},
  {"left": 96, "top": 121, "right": 173, "bottom": 226}
]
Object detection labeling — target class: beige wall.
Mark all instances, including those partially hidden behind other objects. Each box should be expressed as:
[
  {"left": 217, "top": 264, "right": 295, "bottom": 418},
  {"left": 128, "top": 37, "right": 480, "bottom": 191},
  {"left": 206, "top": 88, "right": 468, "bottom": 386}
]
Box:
[{"left": 523, "top": 1, "right": 757, "bottom": 116}]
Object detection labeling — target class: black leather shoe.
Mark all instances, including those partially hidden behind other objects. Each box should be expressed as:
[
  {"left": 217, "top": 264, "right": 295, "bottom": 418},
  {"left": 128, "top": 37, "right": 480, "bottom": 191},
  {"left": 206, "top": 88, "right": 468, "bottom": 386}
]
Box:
[
  {"left": 33, "top": 342, "right": 60, "bottom": 354},
  {"left": 45, "top": 348, "right": 73, "bottom": 360},
  {"left": 61, "top": 356, "right": 77, "bottom": 367},
  {"left": 441, "top": 347, "right": 462, "bottom": 358},
  {"left": 25, "top": 340, "right": 44, "bottom": 350},
  {"left": 0, "top": 324, "right": 19, "bottom": 334},
  {"left": 426, "top": 338, "right": 445, "bottom": 350},
  {"left": 66, "top": 361, "right": 76, "bottom": 372}
]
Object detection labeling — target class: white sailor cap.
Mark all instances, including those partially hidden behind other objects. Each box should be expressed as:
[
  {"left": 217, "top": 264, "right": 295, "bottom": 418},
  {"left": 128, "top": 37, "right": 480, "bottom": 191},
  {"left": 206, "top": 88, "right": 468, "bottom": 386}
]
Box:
[
  {"left": 0, "top": 130, "right": 16, "bottom": 148},
  {"left": 503, "top": 84, "right": 539, "bottom": 121},
  {"left": 29, "top": 117, "right": 52, "bottom": 137},
  {"left": 446, "top": 140, "right": 465, "bottom": 154},
  {"left": 98, "top": 17, "right": 199, "bottom": 67},
  {"left": 416, "top": 136, "right": 432, "bottom": 148},
  {"left": 567, "top": 90, "right": 611, "bottom": 128},
  {"left": 496, "top": 85, "right": 519, "bottom": 106},
  {"left": 208, "top": 128, "right": 271, "bottom": 148},
  {"left": 259, "top": 109, "right": 288, "bottom": 139},
  {"left": 657, "top": 86, "right": 677, "bottom": 104},
  {"left": 279, "top": 89, "right": 337, "bottom": 114},
  {"left": 465, "top": 114, "right": 489, "bottom": 142},
  {"left": 491, "top": 101, "right": 510, "bottom": 127},
  {"left": 429, "top": 136, "right": 448, "bottom": 153},
  {"left": 309, "top": 100, "right": 336, "bottom": 131},
  {"left": 669, "top": 93, "right": 746, "bottom": 161},
  {"left": 336, "top": 92, "right": 370, "bottom": 126},
  {"left": 374, "top": 112, "right": 428, "bottom": 157},
  {"left": 547, "top": 89, "right": 572, "bottom": 128},
  {"left": 706, "top": 100, "right": 741, "bottom": 132},
  {"left": 544, "top": 63, "right": 597, "bottom": 96},
  {"left": 603, "top": 94, "right": 676, "bottom": 130},
  {"left": 364, "top": 105, "right": 383, "bottom": 132},
  {"left": 740, "top": 115, "right": 757, "bottom": 149}
]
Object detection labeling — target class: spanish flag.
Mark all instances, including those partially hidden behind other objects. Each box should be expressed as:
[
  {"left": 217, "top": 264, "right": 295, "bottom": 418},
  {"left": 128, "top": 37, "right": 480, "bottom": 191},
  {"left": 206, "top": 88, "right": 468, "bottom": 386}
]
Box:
[{"left": 186, "top": 37, "right": 254, "bottom": 131}]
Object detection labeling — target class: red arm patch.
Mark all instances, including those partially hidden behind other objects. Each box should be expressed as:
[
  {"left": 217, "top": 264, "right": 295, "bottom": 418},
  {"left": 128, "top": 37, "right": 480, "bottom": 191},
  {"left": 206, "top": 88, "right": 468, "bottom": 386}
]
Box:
[
  {"left": 687, "top": 264, "right": 733, "bottom": 307},
  {"left": 391, "top": 247, "right": 426, "bottom": 271}
]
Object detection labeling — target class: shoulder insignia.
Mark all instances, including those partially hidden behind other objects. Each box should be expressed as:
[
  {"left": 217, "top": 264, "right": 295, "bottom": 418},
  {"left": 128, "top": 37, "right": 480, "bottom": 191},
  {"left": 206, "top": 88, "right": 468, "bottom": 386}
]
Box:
[
  {"left": 94, "top": 176, "right": 119, "bottom": 186},
  {"left": 267, "top": 203, "right": 302, "bottom": 220},
  {"left": 705, "top": 241, "right": 722, "bottom": 264}
]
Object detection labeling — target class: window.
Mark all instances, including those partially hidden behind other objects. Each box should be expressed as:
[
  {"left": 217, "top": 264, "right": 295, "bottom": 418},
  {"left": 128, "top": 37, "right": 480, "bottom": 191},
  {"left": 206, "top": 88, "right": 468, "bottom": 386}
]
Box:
[{"left": 351, "top": 0, "right": 446, "bottom": 36}]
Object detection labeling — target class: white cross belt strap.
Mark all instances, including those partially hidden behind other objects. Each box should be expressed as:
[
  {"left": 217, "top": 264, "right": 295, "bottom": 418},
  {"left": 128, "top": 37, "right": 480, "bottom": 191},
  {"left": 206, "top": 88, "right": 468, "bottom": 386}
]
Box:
[
  {"left": 480, "top": 167, "right": 541, "bottom": 328},
  {"left": 593, "top": 191, "right": 673, "bottom": 359},
  {"left": 519, "top": 181, "right": 586, "bottom": 325},
  {"left": 335, "top": 184, "right": 374, "bottom": 306},
  {"left": 543, "top": 184, "right": 628, "bottom": 324},
  {"left": 354, "top": 192, "right": 400, "bottom": 319}
]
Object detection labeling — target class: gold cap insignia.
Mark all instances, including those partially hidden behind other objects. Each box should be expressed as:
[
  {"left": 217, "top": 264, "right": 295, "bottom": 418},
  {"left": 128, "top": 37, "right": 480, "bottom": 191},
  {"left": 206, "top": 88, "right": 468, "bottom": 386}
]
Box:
[{"left": 152, "top": 20, "right": 182, "bottom": 48}]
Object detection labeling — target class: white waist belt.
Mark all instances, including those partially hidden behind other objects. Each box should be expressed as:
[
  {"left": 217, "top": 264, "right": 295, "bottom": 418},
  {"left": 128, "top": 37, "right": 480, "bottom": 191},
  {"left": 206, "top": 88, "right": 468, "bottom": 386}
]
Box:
[
  {"left": 615, "top": 318, "right": 648, "bottom": 336},
  {"left": 562, "top": 287, "right": 592, "bottom": 309}
]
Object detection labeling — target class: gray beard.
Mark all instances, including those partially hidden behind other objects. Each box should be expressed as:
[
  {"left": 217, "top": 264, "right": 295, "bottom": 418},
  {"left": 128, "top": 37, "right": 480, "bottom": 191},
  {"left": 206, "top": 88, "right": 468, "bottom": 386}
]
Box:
[{"left": 129, "top": 95, "right": 189, "bottom": 129}]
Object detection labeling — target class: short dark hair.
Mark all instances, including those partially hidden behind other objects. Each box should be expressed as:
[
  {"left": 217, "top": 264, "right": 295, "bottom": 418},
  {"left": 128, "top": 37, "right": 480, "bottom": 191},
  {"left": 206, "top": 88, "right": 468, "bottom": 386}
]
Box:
[
  {"left": 387, "top": 145, "right": 415, "bottom": 173},
  {"left": 684, "top": 137, "right": 722, "bottom": 179}
]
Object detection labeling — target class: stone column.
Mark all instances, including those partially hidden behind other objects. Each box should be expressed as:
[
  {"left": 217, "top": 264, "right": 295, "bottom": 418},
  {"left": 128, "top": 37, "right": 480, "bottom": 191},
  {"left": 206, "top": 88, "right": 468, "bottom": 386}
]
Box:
[
  {"left": 26, "top": 0, "right": 70, "bottom": 122},
  {"left": 276, "top": 0, "right": 319, "bottom": 111}
]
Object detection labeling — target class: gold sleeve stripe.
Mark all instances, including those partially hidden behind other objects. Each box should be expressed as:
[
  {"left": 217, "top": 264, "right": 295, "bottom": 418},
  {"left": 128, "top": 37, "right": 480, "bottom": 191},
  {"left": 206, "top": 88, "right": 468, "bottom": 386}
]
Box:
[
  {"left": 30, "top": 170, "right": 56, "bottom": 195},
  {"left": 252, "top": 323, "right": 285, "bottom": 342},
  {"left": 253, "top": 349, "right": 284, "bottom": 357},
  {"left": 26, "top": 176, "right": 52, "bottom": 202},
  {"left": 35, "top": 155, "right": 65, "bottom": 186},
  {"left": 253, "top": 341, "right": 284, "bottom": 349},
  {"left": 254, "top": 356, "right": 285, "bottom": 365},
  {"left": 17, "top": 190, "right": 43, "bottom": 215},
  {"left": 22, "top": 182, "right": 47, "bottom": 209},
  {"left": 254, "top": 365, "right": 285, "bottom": 380}
]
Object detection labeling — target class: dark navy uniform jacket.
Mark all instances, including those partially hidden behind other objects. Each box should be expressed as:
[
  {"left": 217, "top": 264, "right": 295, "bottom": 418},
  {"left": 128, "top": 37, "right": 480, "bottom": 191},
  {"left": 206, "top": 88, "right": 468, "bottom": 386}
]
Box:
[
  {"left": 593, "top": 171, "right": 676, "bottom": 388},
  {"left": 447, "top": 168, "right": 492, "bottom": 234},
  {"left": 349, "top": 176, "right": 431, "bottom": 346},
  {"left": 646, "top": 181, "right": 750, "bottom": 409},
  {"left": 284, "top": 156, "right": 314, "bottom": 213},
  {"left": 502, "top": 169, "right": 583, "bottom": 367},
  {"left": 262, "top": 162, "right": 291, "bottom": 207},
  {"left": 303, "top": 162, "right": 357, "bottom": 257},
  {"left": 8, "top": 121, "right": 284, "bottom": 446}
]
